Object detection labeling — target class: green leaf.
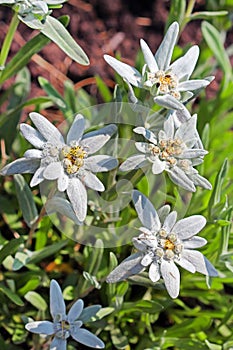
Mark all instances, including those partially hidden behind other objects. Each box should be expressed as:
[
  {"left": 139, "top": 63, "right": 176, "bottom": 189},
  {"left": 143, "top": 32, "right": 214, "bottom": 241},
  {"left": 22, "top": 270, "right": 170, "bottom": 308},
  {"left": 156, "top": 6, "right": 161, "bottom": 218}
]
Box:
[
  {"left": 189, "top": 11, "right": 228, "bottom": 20},
  {"left": 166, "top": 0, "right": 186, "bottom": 29},
  {"left": 201, "top": 21, "right": 232, "bottom": 83},
  {"left": 79, "top": 305, "right": 102, "bottom": 323},
  {"left": 122, "top": 300, "right": 163, "bottom": 314},
  {"left": 95, "top": 75, "right": 112, "bottom": 102},
  {"left": 28, "top": 239, "right": 69, "bottom": 264},
  {"left": 38, "top": 76, "right": 67, "bottom": 111},
  {"left": 0, "top": 16, "right": 69, "bottom": 84},
  {"left": 41, "top": 16, "right": 89, "bottom": 65},
  {"left": 14, "top": 174, "right": 38, "bottom": 228},
  {"left": 83, "top": 271, "right": 101, "bottom": 289},
  {"left": 0, "top": 283, "right": 24, "bottom": 306},
  {"left": 91, "top": 307, "right": 114, "bottom": 321},
  {"left": 24, "top": 291, "right": 47, "bottom": 311},
  {"left": 0, "top": 237, "right": 24, "bottom": 265},
  {"left": 208, "top": 158, "right": 228, "bottom": 218}
]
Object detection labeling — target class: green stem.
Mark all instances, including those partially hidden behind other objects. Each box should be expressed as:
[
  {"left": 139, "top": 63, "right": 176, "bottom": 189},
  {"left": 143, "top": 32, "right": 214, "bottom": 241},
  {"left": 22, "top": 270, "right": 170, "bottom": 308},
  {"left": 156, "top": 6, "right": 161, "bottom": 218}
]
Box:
[
  {"left": 180, "top": 0, "right": 196, "bottom": 32},
  {"left": 185, "top": 0, "right": 196, "bottom": 18},
  {"left": 0, "top": 11, "right": 19, "bottom": 70}
]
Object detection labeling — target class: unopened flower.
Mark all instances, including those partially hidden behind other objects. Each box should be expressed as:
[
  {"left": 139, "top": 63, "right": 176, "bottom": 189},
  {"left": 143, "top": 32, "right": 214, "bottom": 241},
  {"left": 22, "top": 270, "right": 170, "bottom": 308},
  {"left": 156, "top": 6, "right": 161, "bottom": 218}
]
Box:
[
  {"left": 25, "top": 279, "right": 105, "bottom": 349},
  {"left": 107, "top": 191, "right": 218, "bottom": 298},
  {"left": 120, "top": 113, "right": 211, "bottom": 192},
  {"left": 104, "top": 22, "right": 213, "bottom": 110},
  {"left": 1, "top": 113, "right": 118, "bottom": 221}
]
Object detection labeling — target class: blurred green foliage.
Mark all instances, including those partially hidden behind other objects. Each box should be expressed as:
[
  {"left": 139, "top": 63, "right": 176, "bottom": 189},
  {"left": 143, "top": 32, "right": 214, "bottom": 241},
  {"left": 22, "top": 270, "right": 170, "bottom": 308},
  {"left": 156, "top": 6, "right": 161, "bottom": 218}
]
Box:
[{"left": 0, "top": 0, "right": 233, "bottom": 349}]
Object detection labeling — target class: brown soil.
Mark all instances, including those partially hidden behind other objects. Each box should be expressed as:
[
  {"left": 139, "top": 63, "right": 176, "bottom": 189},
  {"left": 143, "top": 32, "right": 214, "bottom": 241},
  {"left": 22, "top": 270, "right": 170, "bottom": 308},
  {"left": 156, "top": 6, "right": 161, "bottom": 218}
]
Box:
[{"left": 0, "top": 0, "right": 231, "bottom": 118}]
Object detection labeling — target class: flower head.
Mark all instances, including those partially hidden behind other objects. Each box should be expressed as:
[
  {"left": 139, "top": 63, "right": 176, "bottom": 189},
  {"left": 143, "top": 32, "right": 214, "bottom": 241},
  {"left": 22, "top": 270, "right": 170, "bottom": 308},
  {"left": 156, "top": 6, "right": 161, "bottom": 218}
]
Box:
[
  {"left": 25, "top": 279, "right": 105, "bottom": 349},
  {"left": 107, "top": 191, "right": 218, "bottom": 298},
  {"left": 120, "top": 113, "right": 211, "bottom": 192},
  {"left": 1, "top": 112, "right": 118, "bottom": 221},
  {"left": 104, "top": 22, "right": 213, "bottom": 110}
]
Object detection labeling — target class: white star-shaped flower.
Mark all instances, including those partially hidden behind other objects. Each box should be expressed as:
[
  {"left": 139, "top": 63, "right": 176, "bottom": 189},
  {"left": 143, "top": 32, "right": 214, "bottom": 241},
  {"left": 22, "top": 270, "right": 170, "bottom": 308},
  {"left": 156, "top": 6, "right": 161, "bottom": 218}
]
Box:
[
  {"left": 104, "top": 22, "right": 213, "bottom": 110},
  {"left": 1, "top": 113, "right": 118, "bottom": 221},
  {"left": 25, "top": 279, "right": 105, "bottom": 349},
  {"left": 107, "top": 191, "right": 218, "bottom": 298},
  {"left": 120, "top": 113, "right": 211, "bottom": 192}
]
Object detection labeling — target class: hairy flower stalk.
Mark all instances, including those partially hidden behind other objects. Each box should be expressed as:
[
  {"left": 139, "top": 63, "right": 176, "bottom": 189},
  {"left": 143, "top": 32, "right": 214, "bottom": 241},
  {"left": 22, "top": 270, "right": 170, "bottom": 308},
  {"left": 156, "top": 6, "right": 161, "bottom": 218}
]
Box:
[
  {"left": 107, "top": 191, "right": 218, "bottom": 298},
  {"left": 0, "top": 113, "right": 118, "bottom": 221},
  {"left": 120, "top": 113, "right": 211, "bottom": 192},
  {"left": 104, "top": 22, "right": 213, "bottom": 110},
  {"left": 25, "top": 280, "right": 105, "bottom": 349}
]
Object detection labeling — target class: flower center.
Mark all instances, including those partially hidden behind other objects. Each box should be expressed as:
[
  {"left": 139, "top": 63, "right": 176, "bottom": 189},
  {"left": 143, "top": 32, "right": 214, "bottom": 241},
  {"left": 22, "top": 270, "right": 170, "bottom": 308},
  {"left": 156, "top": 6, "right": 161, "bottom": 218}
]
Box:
[
  {"left": 149, "top": 138, "right": 183, "bottom": 166},
  {"left": 164, "top": 239, "right": 175, "bottom": 250},
  {"left": 61, "top": 145, "right": 87, "bottom": 175},
  {"left": 146, "top": 70, "right": 180, "bottom": 99}
]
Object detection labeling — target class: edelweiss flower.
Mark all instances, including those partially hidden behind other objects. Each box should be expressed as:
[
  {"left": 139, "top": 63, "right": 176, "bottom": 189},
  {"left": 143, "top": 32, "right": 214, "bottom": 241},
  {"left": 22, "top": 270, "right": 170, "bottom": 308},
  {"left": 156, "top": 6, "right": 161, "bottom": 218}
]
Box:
[
  {"left": 25, "top": 279, "right": 105, "bottom": 349},
  {"left": 104, "top": 22, "right": 213, "bottom": 110},
  {"left": 0, "top": 113, "right": 118, "bottom": 221},
  {"left": 120, "top": 113, "right": 211, "bottom": 192},
  {"left": 107, "top": 191, "right": 218, "bottom": 298}
]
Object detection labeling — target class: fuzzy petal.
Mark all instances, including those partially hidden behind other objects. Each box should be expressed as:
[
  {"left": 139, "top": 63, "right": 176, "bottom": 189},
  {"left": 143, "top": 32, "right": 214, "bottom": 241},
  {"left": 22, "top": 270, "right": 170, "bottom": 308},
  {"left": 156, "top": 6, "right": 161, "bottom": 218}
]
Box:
[
  {"left": 81, "top": 171, "right": 105, "bottom": 191},
  {"left": 141, "top": 253, "right": 153, "bottom": 266},
  {"left": 132, "top": 190, "right": 161, "bottom": 232},
  {"left": 182, "top": 250, "right": 218, "bottom": 276},
  {"left": 135, "top": 142, "right": 152, "bottom": 154},
  {"left": 162, "top": 211, "right": 177, "bottom": 233},
  {"left": 140, "top": 39, "right": 158, "bottom": 73},
  {"left": 57, "top": 171, "right": 69, "bottom": 192},
  {"left": 183, "top": 236, "right": 207, "bottom": 249},
  {"left": 81, "top": 124, "right": 117, "bottom": 154},
  {"left": 25, "top": 321, "right": 54, "bottom": 335},
  {"left": 119, "top": 154, "right": 148, "bottom": 171},
  {"left": 160, "top": 260, "right": 180, "bottom": 298},
  {"left": 151, "top": 158, "right": 166, "bottom": 174},
  {"left": 175, "top": 257, "right": 195, "bottom": 273},
  {"left": 155, "top": 21, "right": 179, "bottom": 71},
  {"left": 30, "top": 166, "right": 46, "bottom": 186},
  {"left": 169, "top": 45, "right": 199, "bottom": 81},
  {"left": 50, "top": 280, "right": 66, "bottom": 321},
  {"left": 106, "top": 252, "right": 144, "bottom": 283},
  {"left": 50, "top": 336, "right": 67, "bottom": 350},
  {"left": 71, "top": 327, "right": 105, "bottom": 348},
  {"left": 43, "top": 162, "right": 62, "bottom": 180},
  {"left": 177, "top": 149, "right": 208, "bottom": 159},
  {"left": 67, "top": 114, "right": 85, "bottom": 145},
  {"left": 24, "top": 149, "right": 43, "bottom": 159},
  {"left": 0, "top": 158, "right": 40, "bottom": 175},
  {"left": 20, "top": 123, "right": 46, "bottom": 149},
  {"left": 178, "top": 79, "right": 209, "bottom": 91},
  {"left": 157, "top": 205, "right": 171, "bottom": 223},
  {"left": 173, "top": 215, "right": 206, "bottom": 239},
  {"left": 29, "top": 112, "right": 64, "bottom": 145},
  {"left": 45, "top": 197, "right": 82, "bottom": 225},
  {"left": 149, "top": 261, "right": 160, "bottom": 282},
  {"left": 84, "top": 155, "right": 118, "bottom": 172},
  {"left": 104, "top": 54, "right": 142, "bottom": 87},
  {"left": 133, "top": 127, "right": 157, "bottom": 144},
  {"left": 174, "top": 115, "right": 197, "bottom": 143},
  {"left": 190, "top": 173, "right": 212, "bottom": 190},
  {"left": 67, "top": 177, "right": 87, "bottom": 222},
  {"left": 68, "top": 299, "right": 84, "bottom": 323},
  {"left": 164, "top": 116, "right": 175, "bottom": 139},
  {"left": 154, "top": 94, "right": 184, "bottom": 110},
  {"left": 167, "top": 166, "right": 196, "bottom": 192}
]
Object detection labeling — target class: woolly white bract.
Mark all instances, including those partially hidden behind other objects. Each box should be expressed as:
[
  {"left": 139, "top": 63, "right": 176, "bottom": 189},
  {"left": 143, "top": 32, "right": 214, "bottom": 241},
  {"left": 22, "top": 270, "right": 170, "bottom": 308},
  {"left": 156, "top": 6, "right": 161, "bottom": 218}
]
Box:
[
  {"left": 25, "top": 280, "right": 105, "bottom": 349},
  {"left": 120, "top": 112, "right": 211, "bottom": 192},
  {"left": 0, "top": 113, "right": 118, "bottom": 221},
  {"left": 104, "top": 22, "right": 213, "bottom": 110},
  {"left": 107, "top": 191, "right": 218, "bottom": 298}
]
